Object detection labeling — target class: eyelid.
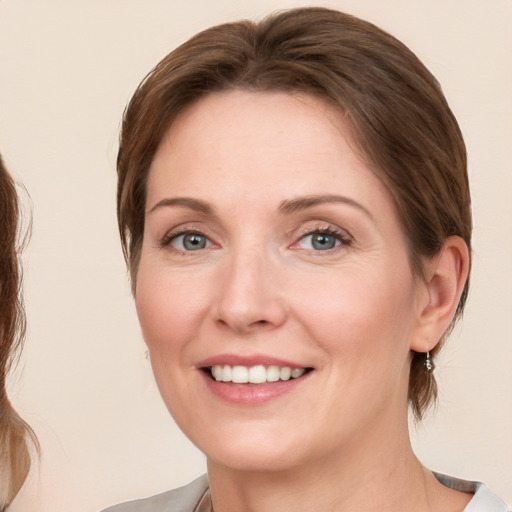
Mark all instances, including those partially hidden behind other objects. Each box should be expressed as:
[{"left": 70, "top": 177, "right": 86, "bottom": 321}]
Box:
[
  {"left": 157, "top": 223, "right": 218, "bottom": 251},
  {"left": 290, "top": 223, "right": 353, "bottom": 250},
  {"left": 155, "top": 221, "right": 352, "bottom": 252},
  {"left": 294, "top": 222, "right": 352, "bottom": 240}
]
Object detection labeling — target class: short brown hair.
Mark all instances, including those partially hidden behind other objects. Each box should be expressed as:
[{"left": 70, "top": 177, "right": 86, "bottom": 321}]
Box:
[{"left": 117, "top": 7, "right": 472, "bottom": 419}]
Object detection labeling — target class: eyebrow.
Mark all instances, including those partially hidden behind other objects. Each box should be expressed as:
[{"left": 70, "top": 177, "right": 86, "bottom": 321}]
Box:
[
  {"left": 147, "top": 197, "right": 213, "bottom": 215},
  {"left": 279, "top": 194, "right": 372, "bottom": 218},
  {"left": 147, "top": 194, "right": 371, "bottom": 218}
]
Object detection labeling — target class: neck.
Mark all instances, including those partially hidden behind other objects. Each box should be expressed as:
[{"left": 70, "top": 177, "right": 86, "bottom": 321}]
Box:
[
  {"left": 207, "top": 417, "right": 434, "bottom": 512},
  {"left": 206, "top": 409, "right": 473, "bottom": 512}
]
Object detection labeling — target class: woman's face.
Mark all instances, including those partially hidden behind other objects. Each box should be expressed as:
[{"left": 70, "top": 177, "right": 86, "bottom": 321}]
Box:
[{"left": 136, "top": 91, "right": 428, "bottom": 472}]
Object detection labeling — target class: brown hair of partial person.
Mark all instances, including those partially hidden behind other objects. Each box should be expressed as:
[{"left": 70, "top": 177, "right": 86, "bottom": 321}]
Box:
[
  {"left": 116, "top": 7, "right": 472, "bottom": 420},
  {"left": 0, "top": 155, "right": 37, "bottom": 510}
]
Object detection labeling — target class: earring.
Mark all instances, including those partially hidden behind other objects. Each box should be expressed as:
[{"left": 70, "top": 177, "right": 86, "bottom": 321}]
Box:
[
  {"left": 144, "top": 349, "right": 150, "bottom": 360},
  {"left": 424, "top": 350, "right": 435, "bottom": 373}
]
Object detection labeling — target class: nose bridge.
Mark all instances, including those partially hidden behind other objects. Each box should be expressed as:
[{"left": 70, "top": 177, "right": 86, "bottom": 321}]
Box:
[{"left": 214, "top": 238, "right": 286, "bottom": 332}]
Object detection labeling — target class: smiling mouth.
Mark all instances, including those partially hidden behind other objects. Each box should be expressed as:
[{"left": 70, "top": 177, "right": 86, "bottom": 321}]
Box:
[{"left": 205, "top": 365, "right": 312, "bottom": 384}]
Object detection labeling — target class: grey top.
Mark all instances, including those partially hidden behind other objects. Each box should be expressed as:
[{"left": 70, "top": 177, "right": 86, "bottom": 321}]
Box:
[{"left": 101, "top": 473, "right": 510, "bottom": 512}]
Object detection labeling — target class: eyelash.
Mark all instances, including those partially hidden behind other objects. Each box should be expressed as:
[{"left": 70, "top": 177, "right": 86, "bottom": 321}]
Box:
[{"left": 158, "top": 225, "right": 352, "bottom": 253}]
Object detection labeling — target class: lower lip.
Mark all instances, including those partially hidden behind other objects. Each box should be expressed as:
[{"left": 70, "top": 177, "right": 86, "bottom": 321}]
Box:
[{"left": 200, "top": 371, "right": 311, "bottom": 406}]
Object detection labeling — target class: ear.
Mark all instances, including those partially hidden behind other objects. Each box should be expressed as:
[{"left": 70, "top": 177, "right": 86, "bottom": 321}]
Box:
[{"left": 410, "top": 236, "right": 470, "bottom": 352}]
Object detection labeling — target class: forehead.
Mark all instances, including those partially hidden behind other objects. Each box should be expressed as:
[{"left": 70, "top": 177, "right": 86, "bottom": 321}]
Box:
[{"left": 146, "top": 90, "right": 390, "bottom": 205}]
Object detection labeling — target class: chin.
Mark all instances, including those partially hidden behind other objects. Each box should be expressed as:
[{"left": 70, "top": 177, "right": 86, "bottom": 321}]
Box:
[
  {"left": 206, "top": 444, "right": 305, "bottom": 474},
  {"left": 189, "top": 421, "right": 312, "bottom": 473}
]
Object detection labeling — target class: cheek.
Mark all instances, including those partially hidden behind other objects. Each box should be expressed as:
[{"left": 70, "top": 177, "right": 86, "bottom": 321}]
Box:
[
  {"left": 293, "top": 268, "right": 417, "bottom": 365},
  {"left": 300, "top": 271, "right": 417, "bottom": 419},
  {"left": 135, "top": 266, "right": 208, "bottom": 356}
]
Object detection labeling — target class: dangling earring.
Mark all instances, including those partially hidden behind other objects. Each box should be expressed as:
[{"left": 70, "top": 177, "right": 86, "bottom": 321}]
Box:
[
  {"left": 144, "top": 349, "right": 150, "bottom": 360},
  {"left": 424, "top": 349, "right": 435, "bottom": 373}
]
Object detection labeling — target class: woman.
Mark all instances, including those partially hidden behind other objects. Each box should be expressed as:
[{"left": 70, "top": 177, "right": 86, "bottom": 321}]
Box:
[
  {"left": 0, "top": 155, "right": 36, "bottom": 511},
  {"left": 104, "top": 7, "right": 509, "bottom": 511}
]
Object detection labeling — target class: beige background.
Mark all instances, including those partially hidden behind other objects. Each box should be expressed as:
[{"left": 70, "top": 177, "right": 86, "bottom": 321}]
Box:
[{"left": 1, "top": 1, "right": 510, "bottom": 510}]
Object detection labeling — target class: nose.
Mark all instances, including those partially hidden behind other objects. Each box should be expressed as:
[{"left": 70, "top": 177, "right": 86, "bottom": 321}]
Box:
[{"left": 213, "top": 247, "right": 288, "bottom": 334}]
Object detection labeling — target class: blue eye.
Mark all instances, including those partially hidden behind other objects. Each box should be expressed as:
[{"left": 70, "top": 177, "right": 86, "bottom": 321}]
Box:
[
  {"left": 171, "top": 233, "right": 209, "bottom": 251},
  {"left": 312, "top": 233, "right": 338, "bottom": 250},
  {"left": 298, "top": 231, "right": 343, "bottom": 251}
]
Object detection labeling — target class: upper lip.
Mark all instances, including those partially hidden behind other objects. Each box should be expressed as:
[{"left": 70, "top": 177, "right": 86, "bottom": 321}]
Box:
[{"left": 197, "top": 354, "right": 309, "bottom": 369}]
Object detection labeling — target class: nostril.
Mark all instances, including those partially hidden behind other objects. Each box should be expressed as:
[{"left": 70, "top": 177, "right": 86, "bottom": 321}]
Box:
[{"left": 251, "top": 319, "right": 272, "bottom": 328}]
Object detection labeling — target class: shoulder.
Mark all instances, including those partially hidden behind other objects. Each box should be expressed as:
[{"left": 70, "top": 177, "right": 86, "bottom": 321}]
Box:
[
  {"left": 434, "top": 473, "right": 510, "bottom": 512},
  {"left": 100, "top": 474, "right": 209, "bottom": 512}
]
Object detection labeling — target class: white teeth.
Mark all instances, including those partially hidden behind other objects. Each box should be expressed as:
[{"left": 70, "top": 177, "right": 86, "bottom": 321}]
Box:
[
  {"left": 210, "top": 364, "right": 308, "bottom": 384},
  {"left": 232, "top": 366, "right": 249, "bottom": 383},
  {"left": 280, "top": 367, "right": 292, "bottom": 381},
  {"left": 291, "top": 368, "right": 306, "bottom": 379},
  {"left": 266, "top": 365, "right": 280, "bottom": 382},
  {"left": 213, "top": 365, "right": 223, "bottom": 381},
  {"left": 248, "top": 365, "right": 267, "bottom": 384},
  {"left": 221, "top": 365, "right": 232, "bottom": 382}
]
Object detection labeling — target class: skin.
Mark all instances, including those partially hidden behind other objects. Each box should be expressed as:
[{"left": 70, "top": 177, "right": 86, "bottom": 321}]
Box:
[{"left": 136, "top": 91, "right": 470, "bottom": 511}]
